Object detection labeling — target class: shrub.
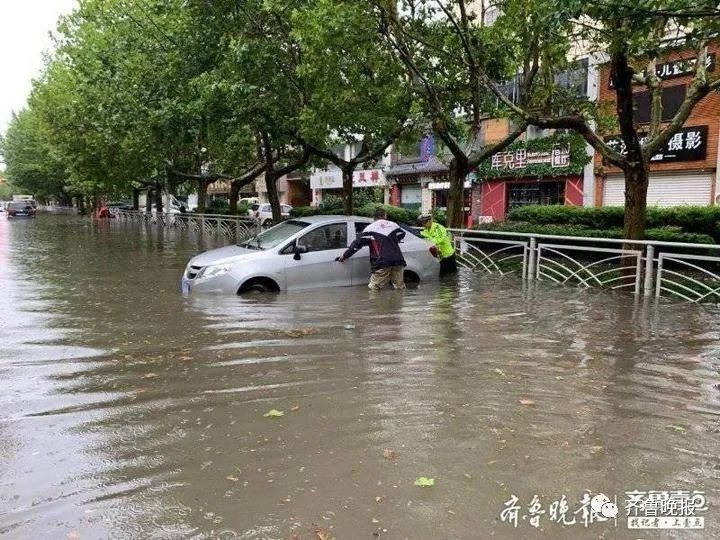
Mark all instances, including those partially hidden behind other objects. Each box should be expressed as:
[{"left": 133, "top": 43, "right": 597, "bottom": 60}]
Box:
[
  {"left": 505, "top": 204, "right": 720, "bottom": 241},
  {"left": 480, "top": 221, "right": 714, "bottom": 244}
]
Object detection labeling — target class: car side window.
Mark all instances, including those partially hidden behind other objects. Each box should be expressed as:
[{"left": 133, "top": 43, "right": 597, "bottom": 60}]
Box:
[
  {"left": 297, "top": 223, "right": 348, "bottom": 252},
  {"left": 355, "top": 222, "right": 370, "bottom": 235}
]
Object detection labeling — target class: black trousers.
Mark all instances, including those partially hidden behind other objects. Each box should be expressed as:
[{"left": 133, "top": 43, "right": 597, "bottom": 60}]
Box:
[{"left": 439, "top": 254, "right": 458, "bottom": 275}]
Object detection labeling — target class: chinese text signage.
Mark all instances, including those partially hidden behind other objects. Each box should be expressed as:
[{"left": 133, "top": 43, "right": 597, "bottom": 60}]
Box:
[
  {"left": 609, "top": 53, "right": 716, "bottom": 87},
  {"left": 491, "top": 147, "right": 571, "bottom": 171},
  {"left": 310, "top": 169, "right": 386, "bottom": 190},
  {"left": 604, "top": 125, "right": 708, "bottom": 163}
]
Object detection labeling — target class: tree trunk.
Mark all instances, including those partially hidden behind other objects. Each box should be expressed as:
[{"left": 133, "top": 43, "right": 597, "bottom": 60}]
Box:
[
  {"left": 266, "top": 172, "right": 281, "bottom": 223},
  {"left": 154, "top": 187, "right": 163, "bottom": 213},
  {"left": 229, "top": 180, "right": 240, "bottom": 214},
  {"left": 132, "top": 188, "right": 140, "bottom": 210},
  {"left": 145, "top": 189, "right": 153, "bottom": 212},
  {"left": 446, "top": 159, "right": 469, "bottom": 228},
  {"left": 341, "top": 166, "right": 355, "bottom": 215},
  {"left": 623, "top": 162, "right": 650, "bottom": 240},
  {"left": 76, "top": 196, "right": 86, "bottom": 215},
  {"left": 197, "top": 179, "right": 209, "bottom": 213}
]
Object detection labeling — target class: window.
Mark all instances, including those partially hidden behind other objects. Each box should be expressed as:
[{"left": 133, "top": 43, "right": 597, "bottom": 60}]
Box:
[
  {"left": 507, "top": 181, "right": 565, "bottom": 211},
  {"left": 297, "top": 223, "right": 348, "bottom": 252},
  {"left": 355, "top": 221, "right": 370, "bottom": 235},
  {"left": 633, "top": 84, "right": 686, "bottom": 124}
]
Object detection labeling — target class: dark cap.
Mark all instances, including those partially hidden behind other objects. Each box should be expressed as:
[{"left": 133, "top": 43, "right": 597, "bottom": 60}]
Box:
[
  {"left": 418, "top": 214, "right": 432, "bottom": 224},
  {"left": 373, "top": 208, "right": 387, "bottom": 220}
]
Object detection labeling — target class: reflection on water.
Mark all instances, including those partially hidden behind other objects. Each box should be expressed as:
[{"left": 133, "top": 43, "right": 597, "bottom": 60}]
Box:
[{"left": 1, "top": 216, "right": 719, "bottom": 539}]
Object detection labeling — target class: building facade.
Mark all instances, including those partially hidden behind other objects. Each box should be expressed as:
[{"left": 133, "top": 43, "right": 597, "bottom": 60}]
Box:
[{"left": 596, "top": 44, "right": 720, "bottom": 207}]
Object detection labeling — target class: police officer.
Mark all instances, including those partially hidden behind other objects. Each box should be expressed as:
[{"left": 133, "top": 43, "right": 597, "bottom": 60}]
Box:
[{"left": 418, "top": 214, "right": 457, "bottom": 275}]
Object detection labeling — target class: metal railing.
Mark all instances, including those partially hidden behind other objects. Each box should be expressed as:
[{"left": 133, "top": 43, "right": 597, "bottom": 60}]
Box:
[
  {"left": 114, "top": 210, "right": 261, "bottom": 243},
  {"left": 111, "top": 210, "right": 720, "bottom": 304},
  {"left": 450, "top": 228, "right": 720, "bottom": 303}
]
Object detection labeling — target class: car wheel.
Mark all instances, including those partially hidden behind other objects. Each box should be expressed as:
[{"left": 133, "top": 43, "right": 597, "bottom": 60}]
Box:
[
  {"left": 404, "top": 270, "right": 421, "bottom": 288},
  {"left": 263, "top": 219, "right": 274, "bottom": 227},
  {"left": 245, "top": 282, "right": 271, "bottom": 293}
]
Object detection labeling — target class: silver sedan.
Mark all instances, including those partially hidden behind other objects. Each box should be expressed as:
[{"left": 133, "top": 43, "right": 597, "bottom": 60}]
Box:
[{"left": 181, "top": 215, "right": 439, "bottom": 294}]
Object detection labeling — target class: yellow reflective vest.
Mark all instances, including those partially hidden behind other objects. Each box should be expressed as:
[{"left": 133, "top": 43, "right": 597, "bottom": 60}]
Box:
[{"left": 420, "top": 222, "right": 455, "bottom": 259}]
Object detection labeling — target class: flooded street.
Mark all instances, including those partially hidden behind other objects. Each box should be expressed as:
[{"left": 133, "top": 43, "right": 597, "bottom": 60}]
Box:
[{"left": 1, "top": 215, "right": 719, "bottom": 539}]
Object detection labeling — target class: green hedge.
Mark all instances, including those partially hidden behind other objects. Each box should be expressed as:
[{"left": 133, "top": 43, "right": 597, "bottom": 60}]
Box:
[
  {"left": 482, "top": 221, "right": 714, "bottom": 244},
  {"left": 506, "top": 205, "right": 720, "bottom": 242}
]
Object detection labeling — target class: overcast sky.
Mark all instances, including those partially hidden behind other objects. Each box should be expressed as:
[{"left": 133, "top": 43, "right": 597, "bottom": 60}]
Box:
[{"left": 0, "top": 0, "right": 78, "bottom": 135}]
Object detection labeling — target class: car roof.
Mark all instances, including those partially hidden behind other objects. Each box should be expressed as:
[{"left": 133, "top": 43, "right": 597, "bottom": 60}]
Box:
[{"left": 294, "top": 215, "right": 372, "bottom": 224}]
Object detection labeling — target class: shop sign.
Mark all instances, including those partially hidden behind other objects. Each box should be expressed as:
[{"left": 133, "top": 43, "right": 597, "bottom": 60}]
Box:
[
  {"left": 491, "top": 147, "right": 571, "bottom": 170},
  {"left": 310, "top": 169, "right": 386, "bottom": 189},
  {"left": 604, "top": 125, "right": 708, "bottom": 163},
  {"left": 427, "top": 181, "right": 471, "bottom": 190},
  {"left": 609, "top": 53, "right": 716, "bottom": 87}
]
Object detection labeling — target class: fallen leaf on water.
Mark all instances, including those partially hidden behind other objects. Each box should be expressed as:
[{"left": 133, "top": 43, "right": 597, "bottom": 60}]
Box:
[
  {"left": 590, "top": 446, "right": 604, "bottom": 454},
  {"left": 493, "top": 368, "right": 505, "bottom": 376},
  {"left": 383, "top": 448, "right": 399, "bottom": 460},
  {"left": 314, "top": 528, "right": 333, "bottom": 540},
  {"left": 463, "top": 473, "right": 472, "bottom": 479},
  {"left": 263, "top": 409, "right": 284, "bottom": 418},
  {"left": 226, "top": 475, "right": 240, "bottom": 482},
  {"left": 291, "top": 405, "right": 300, "bottom": 412},
  {"left": 375, "top": 495, "right": 384, "bottom": 503},
  {"left": 667, "top": 425, "right": 686, "bottom": 433},
  {"left": 143, "top": 373, "right": 158, "bottom": 379},
  {"left": 519, "top": 398, "right": 535, "bottom": 406},
  {"left": 414, "top": 477, "right": 435, "bottom": 487}
]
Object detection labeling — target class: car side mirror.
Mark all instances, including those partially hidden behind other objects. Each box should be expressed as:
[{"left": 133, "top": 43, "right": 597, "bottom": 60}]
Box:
[{"left": 293, "top": 244, "right": 308, "bottom": 260}]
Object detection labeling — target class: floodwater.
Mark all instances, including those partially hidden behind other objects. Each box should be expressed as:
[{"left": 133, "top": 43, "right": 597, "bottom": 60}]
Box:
[{"left": 1, "top": 216, "right": 719, "bottom": 540}]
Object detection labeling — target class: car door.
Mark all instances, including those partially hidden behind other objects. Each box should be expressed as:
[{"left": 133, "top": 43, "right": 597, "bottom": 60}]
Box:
[
  {"left": 350, "top": 221, "right": 373, "bottom": 286},
  {"left": 283, "top": 222, "right": 352, "bottom": 290}
]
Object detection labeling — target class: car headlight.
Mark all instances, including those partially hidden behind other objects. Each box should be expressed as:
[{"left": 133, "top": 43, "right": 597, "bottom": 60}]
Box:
[{"left": 198, "top": 264, "right": 231, "bottom": 279}]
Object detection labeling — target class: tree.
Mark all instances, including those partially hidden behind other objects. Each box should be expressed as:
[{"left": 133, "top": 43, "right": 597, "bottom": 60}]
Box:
[
  {"left": 376, "top": 0, "right": 552, "bottom": 227},
  {"left": 293, "top": 0, "right": 412, "bottom": 215},
  {"left": 486, "top": 0, "right": 720, "bottom": 239},
  {"left": 1, "top": 108, "right": 70, "bottom": 204}
]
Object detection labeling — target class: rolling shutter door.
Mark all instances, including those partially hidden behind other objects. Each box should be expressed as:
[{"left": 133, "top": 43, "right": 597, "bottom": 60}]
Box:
[{"left": 603, "top": 173, "right": 712, "bottom": 207}]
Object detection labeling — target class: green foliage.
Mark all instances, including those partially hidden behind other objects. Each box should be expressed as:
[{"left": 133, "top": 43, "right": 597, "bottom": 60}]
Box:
[
  {"left": 483, "top": 221, "right": 714, "bottom": 244},
  {"left": 504, "top": 204, "right": 720, "bottom": 242},
  {"left": 477, "top": 133, "right": 590, "bottom": 179}
]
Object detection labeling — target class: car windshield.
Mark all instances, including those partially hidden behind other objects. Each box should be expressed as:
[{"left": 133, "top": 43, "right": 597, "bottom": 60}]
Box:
[
  {"left": 9, "top": 203, "right": 32, "bottom": 210},
  {"left": 240, "top": 219, "right": 309, "bottom": 250}
]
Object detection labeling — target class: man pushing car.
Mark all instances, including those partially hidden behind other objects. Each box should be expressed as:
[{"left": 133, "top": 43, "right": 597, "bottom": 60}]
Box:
[{"left": 335, "top": 208, "right": 407, "bottom": 290}]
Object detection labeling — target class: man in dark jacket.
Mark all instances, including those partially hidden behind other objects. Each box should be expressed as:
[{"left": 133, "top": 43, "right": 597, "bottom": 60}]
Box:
[{"left": 336, "top": 209, "right": 407, "bottom": 290}]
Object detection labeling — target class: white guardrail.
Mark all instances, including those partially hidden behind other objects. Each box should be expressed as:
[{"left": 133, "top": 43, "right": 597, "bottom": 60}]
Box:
[
  {"left": 114, "top": 209, "right": 720, "bottom": 303},
  {"left": 114, "top": 209, "right": 262, "bottom": 244},
  {"left": 450, "top": 228, "right": 720, "bottom": 303}
]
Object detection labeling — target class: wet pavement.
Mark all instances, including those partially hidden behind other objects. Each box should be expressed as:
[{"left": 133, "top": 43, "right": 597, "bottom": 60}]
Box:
[{"left": 1, "top": 215, "right": 719, "bottom": 539}]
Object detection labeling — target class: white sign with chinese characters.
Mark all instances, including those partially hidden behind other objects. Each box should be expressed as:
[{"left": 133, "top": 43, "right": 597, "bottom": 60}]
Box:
[
  {"left": 491, "top": 147, "right": 571, "bottom": 171},
  {"left": 310, "top": 169, "right": 386, "bottom": 190}
]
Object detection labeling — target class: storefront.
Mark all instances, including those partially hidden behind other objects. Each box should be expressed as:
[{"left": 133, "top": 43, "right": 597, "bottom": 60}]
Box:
[
  {"left": 385, "top": 156, "right": 449, "bottom": 212},
  {"left": 596, "top": 44, "right": 720, "bottom": 208},
  {"left": 476, "top": 133, "right": 590, "bottom": 222},
  {"left": 309, "top": 168, "right": 386, "bottom": 206},
  {"left": 599, "top": 124, "right": 716, "bottom": 206}
]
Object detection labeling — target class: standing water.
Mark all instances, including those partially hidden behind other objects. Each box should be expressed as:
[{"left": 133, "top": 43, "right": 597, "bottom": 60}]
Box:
[{"left": 1, "top": 216, "right": 719, "bottom": 539}]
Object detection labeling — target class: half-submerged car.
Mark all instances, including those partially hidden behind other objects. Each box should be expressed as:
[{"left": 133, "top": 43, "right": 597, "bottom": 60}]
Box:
[
  {"left": 6, "top": 201, "right": 36, "bottom": 219},
  {"left": 181, "top": 215, "right": 439, "bottom": 294}
]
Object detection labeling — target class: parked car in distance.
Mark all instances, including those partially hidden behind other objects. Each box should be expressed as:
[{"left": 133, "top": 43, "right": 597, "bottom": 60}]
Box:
[
  {"left": 181, "top": 215, "right": 438, "bottom": 295},
  {"left": 239, "top": 197, "right": 259, "bottom": 206},
  {"left": 6, "top": 201, "right": 36, "bottom": 219},
  {"left": 248, "top": 203, "right": 292, "bottom": 226}
]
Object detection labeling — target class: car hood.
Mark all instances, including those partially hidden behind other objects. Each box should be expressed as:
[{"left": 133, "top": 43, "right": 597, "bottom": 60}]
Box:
[{"left": 190, "top": 245, "right": 261, "bottom": 267}]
